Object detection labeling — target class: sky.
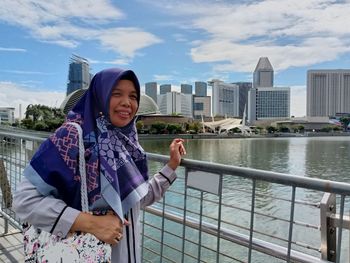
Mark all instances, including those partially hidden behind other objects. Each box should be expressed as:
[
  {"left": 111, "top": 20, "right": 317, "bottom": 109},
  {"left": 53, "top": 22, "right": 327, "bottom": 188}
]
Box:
[{"left": 1, "top": 0, "right": 350, "bottom": 119}]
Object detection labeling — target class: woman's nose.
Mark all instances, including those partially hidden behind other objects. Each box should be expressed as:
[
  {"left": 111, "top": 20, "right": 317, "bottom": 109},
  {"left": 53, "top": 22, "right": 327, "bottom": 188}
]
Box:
[{"left": 120, "top": 96, "right": 131, "bottom": 106}]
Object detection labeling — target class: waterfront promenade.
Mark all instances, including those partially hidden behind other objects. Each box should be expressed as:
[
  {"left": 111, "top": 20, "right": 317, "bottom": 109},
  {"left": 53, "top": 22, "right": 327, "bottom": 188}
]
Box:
[
  {"left": 2, "top": 129, "right": 350, "bottom": 262},
  {"left": 0, "top": 217, "right": 23, "bottom": 262}
]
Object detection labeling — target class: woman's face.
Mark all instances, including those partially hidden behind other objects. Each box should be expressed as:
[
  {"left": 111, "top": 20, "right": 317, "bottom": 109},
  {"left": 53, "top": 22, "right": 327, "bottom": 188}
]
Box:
[{"left": 109, "top": 79, "right": 138, "bottom": 127}]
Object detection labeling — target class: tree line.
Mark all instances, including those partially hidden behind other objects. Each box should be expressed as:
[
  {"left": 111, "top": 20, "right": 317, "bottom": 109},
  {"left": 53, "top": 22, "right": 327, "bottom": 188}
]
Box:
[
  {"left": 13, "top": 104, "right": 65, "bottom": 132},
  {"left": 4, "top": 104, "right": 350, "bottom": 134}
]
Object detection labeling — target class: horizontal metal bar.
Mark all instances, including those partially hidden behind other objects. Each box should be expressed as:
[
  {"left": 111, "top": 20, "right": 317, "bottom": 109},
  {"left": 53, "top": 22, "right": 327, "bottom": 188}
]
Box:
[
  {"left": 0, "top": 131, "right": 46, "bottom": 142},
  {"left": 0, "top": 210, "right": 22, "bottom": 232},
  {"left": 330, "top": 214, "right": 350, "bottom": 230},
  {"left": 145, "top": 206, "right": 331, "bottom": 263},
  {"left": 147, "top": 153, "right": 350, "bottom": 195}
]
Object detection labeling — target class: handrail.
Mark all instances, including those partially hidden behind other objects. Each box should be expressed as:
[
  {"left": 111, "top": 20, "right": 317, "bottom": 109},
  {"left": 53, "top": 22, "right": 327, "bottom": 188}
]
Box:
[
  {"left": 1, "top": 131, "right": 350, "bottom": 262},
  {"left": 144, "top": 206, "right": 331, "bottom": 263},
  {"left": 147, "top": 153, "right": 350, "bottom": 195}
]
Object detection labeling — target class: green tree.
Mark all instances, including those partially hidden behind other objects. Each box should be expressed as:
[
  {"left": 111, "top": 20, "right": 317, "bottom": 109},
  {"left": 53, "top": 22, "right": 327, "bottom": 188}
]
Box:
[
  {"left": 340, "top": 117, "right": 350, "bottom": 131},
  {"left": 21, "top": 118, "right": 34, "bottom": 129},
  {"left": 230, "top": 127, "right": 241, "bottom": 133},
  {"left": 33, "top": 121, "right": 48, "bottom": 131},
  {"left": 22, "top": 104, "right": 65, "bottom": 132},
  {"left": 278, "top": 126, "right": 289, "bottom": 133},
  {"left": 266, "top": 126, "right": 277, "bottom": 133},
  {"left": 297, "top": 125, "right": 305, "bottom": 133},
  {"left": 255, "top": 126, "right": 263, "bottom": 134},
  {"left": 167, "top": 123, "right": 182, "bottom": 134},
  {"left": 136, "top": 121, "right": 144, "bottom": 133},
  {"left": 187, "top": 122, "right": 201, "bottom": 134},
  {"left": 321, "top": 126, "right": 333, "bottom": 132},
  {"left": 25, "top": 104, "right": 41, "bottom": 122},
  {"left": 150, "top": 122, "right": 167, "bottom": 134}
]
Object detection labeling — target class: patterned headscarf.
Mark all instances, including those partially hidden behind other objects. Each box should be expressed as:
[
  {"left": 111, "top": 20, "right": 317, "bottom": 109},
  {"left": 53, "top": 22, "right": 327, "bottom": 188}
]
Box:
[{"left": 24, "top": 68, "right": 149, "bottom": 220}]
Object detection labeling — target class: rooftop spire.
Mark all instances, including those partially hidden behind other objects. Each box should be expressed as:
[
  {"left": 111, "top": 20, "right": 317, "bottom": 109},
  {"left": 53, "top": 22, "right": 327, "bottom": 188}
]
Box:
[{"left": 254, "top": 57, "right": 273, "bottom": 72}]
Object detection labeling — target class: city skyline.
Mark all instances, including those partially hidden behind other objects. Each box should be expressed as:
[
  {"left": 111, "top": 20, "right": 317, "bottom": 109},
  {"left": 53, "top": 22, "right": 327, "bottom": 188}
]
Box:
[{"left": 1, "top": 0, "right": 350, "bottom": 118}]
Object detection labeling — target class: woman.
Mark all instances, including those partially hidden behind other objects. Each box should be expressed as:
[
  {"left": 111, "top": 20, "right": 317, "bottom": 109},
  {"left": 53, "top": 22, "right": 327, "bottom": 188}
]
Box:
[{"left": 13, "top": 68, "right": 186, "bottom": 262}]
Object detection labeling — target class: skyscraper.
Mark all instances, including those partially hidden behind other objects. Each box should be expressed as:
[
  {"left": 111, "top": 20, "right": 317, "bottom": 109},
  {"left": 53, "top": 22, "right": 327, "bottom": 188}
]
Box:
[
  {"left": 193, "top": 96, "right": 211, "bottom": 119},
  {"left": 253, "top": 57, "right": 274, "bottom": 88},
  {"left": 0, "top": 107, "right": 15, "bottom": 124},
  {"left": 232, "top": 82, "right": 252, "bottom": 118},
  {"left": 195, "top": 82, "right": 207, "bottom": 97},
  {"left": 249, "top": 87, "right": 290, "bottom": 120},
  {"left": 181, "top": 84, "right": 192, "bottom": 94},
  {"left": 193, "top": 81, "right": 210, "bottom": 119},
  {"left": 145, "top": 82, "right": 158, "bottom": 104},
  {"left": 160, "top": 84, "right": 171, "bottom": 94},
  {"left": 66, "top": 55, "right": 91, "bottom": 96},
  {"left": 209, "top": 80, "right": 239, "bottom": 117},
  {"left": 158, "top": 92, "right": 193, "bottom": 118},
  {"left": 307, "top": 70, "right": 350, "bottom": 117},
  {"left": 248, "top": 57, "right": 290, "bottom": 123}
]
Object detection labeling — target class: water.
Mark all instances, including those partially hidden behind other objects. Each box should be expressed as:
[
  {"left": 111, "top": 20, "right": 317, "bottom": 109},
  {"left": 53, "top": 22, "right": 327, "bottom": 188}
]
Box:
[
  {"left": 141, "top": 136, "right": 350, "bottom": 182},
  {"left": 140, "top": 136, "right": 350, "bottom": 262}
]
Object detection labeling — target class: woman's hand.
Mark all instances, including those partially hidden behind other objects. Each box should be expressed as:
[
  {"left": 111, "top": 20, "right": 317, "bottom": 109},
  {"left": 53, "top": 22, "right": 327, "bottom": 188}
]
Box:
[
  {"left": 71, "top": 211, "right": 128, "bottom": 245},
  {"left": 167, "top": 138, "right": 187, "bottom": 170}
]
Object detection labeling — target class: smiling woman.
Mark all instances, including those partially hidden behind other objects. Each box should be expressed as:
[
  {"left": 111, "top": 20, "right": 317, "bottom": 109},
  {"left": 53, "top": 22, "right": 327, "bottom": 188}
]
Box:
[
  {"left": 13, "top": 68, "right": 187, "bottom": 263},
  {"left": 109, "top": 79, "right": 139, "bottom": 127}
]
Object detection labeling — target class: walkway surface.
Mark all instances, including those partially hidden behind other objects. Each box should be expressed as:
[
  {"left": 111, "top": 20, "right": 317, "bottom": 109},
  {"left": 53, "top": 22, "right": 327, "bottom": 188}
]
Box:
[{"left": 0, "top": 216, "right": 23, "bottom": 263}]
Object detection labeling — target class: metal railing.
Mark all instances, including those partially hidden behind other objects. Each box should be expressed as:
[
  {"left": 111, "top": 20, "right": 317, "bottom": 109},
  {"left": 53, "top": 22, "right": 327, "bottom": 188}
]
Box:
[{"left": 1, "top": 130, "right": 350, "bottom": 262}]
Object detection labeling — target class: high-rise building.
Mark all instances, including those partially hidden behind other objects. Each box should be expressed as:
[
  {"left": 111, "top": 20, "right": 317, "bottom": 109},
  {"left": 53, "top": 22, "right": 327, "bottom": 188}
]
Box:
[
  {"left": 158, "top": 92, "right": 193, "bottom": 118},
  {"left": 160, "top": 84, "right": 171, "bottom": 94},
  {"left": 0, "top": 107, "right": 15, "bottom": 124},
  {"left": 193, "top": 96, "right": 211, "bottom": 119},
  {"left": 195, "top": 82, "right": 207, "bottom": 97},
  {"left": 209, "top": 80, "right": 239, "bottom": 117},
  {"left": 66, "top": 55, "right": 92, "bottom": 96},
  {"left": 253, "top": 57, "right": 274, "bottom": 88},
  {"left": 232, "top": 82, "right": 252, "bottom": 118},
  {"left": 307, "top": 70, "right": 350, "bottom": 117},
  {"left": 181, "top": 84, "right": 192, "bottom": 94},
  {"left": 248, "top": 57, "right": 290, "bottom": 123},
  {"left": 248, "top": 87, "right": 290, "bottom": 122},
  {"left": 145, "top": 82, "right": 158, "bottom": 104}
]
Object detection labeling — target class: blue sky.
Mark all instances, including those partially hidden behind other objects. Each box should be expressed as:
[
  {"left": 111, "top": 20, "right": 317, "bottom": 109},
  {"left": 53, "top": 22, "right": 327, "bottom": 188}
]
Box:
[{"left": 1, "top": 0, "right": 350, "bottom": 118}]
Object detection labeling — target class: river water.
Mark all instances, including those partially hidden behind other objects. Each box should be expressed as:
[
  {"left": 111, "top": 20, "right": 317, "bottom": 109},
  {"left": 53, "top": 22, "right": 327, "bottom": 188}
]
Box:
[
  {"left": 140, "top": 136, "right": 350, "bottom": 262},
  {"left": 141, "top": 136, "right": 350, "bottom": 182}
]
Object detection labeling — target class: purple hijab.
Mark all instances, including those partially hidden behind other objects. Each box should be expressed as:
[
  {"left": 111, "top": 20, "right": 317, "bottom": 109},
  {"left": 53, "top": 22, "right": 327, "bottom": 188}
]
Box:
[{"left": 25, "top": 68, "right": 149, "bottom": 220}]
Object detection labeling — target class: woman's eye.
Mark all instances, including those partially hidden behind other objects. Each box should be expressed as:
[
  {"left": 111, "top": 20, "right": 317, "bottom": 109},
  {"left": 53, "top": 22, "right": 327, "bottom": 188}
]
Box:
[{"left": 130, "top": 95, "right": 137, "bottom": 100}]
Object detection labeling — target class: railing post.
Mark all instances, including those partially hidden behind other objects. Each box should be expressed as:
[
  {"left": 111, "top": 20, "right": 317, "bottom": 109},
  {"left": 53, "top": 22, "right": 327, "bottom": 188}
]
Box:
[
  {"left": 0, "top": 159, "right": 12, "bottom": 208},
  {"left": 320, "top": 193, "right": 336, "bottom": 262},
  {"left": 0, "top": 214, "right": 9, "bottom": 236}
]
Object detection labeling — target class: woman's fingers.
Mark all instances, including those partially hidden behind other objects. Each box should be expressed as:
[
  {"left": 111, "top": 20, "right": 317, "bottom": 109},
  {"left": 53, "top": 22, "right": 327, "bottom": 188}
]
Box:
[{"left": 167, "top": 138, "right": 187, "bottom": 170}]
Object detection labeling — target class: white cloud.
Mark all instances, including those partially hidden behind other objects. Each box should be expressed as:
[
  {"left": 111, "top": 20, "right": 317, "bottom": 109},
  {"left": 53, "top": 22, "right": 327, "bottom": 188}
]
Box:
[
  {"left": 0, "top": 47, "right": 26, "bottom": 52},
  {"left": 148, "top": 0, "right": 350, "bottom": 73},
  {"left": 0, "top": 0, "right": 161, "bottom": 59},
  {"left": 0, "top": 70, "right": 54, "bottom": 75},
  {"left": 172, "top": 33, "right": 188, "bottom": 42},
  {"left": 88, "top": 58, "right": 131, "bottom": 66},
  {"left": 153, "top": 74, "right": 174, "bottom": 81},
  {"left": 0, "top": 82, "right": 65, "bottom": 119},
  {"left": 96, "top": 28, "right": 162, "bottom": 58}
]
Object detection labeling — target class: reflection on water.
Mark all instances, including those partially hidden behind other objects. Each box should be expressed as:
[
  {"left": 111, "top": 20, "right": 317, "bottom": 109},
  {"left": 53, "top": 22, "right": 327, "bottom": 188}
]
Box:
[{"left": 141, "top": 136, "right": 350, "bottom": 182}]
